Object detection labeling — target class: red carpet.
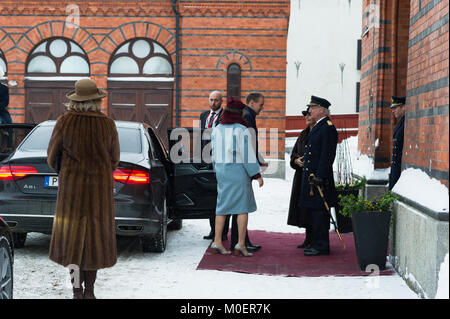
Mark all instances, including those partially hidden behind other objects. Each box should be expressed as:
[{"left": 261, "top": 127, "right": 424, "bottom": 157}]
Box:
[{"left": 197, "top": 230, "right": 395, "bottom": 277}]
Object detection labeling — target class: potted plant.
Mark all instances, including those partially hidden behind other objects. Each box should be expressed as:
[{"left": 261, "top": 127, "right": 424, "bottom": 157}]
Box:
[
  {"left": 335, "top": 177, "right": 366, "bottom": 233},
  {"left": 338, "top": 191, "right": 398, "bottom": 271}
]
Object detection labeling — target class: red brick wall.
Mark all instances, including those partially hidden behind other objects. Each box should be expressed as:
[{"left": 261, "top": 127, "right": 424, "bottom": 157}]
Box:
[
  {"left": 286, "top": 114, "right": 359, "bottom": 143},
  {"left": 359, "top": 0, "right": 411, "bottom": 169},
  {"left": 0, "top": 0, "right": 289, "bottom": 160},
  {"left": 359, "top": 0, "right": 448, "bottom": 186},
  {"left": 403, "top": 0, "right": 449, "bottom": 186}
]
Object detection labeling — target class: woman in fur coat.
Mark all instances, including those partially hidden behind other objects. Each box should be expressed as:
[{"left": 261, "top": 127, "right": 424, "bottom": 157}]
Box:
[
  {"left": 287, "top": 108, "right": 316, "bottom": 249},
  {"left": 47, "top": 78, "right": 120, "bottom": 299}
]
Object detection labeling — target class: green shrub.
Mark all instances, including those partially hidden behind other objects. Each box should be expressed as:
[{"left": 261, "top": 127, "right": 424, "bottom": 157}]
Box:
[{"left": 338, "top": 191, "right": 398, "bottom": 218}]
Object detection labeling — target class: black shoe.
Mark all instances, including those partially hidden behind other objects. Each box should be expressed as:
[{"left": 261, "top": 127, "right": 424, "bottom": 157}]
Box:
[
  {"left": 203, "top": 234, "right": 214, "bottom": 240},
  {"left": 297, "top": 241, "right": 312, "bottom": 249},
  {"left": 246, "top": 244, "right": 261, "bottom": 252},
  {"left": 304, "top": 248, "right": 329, "bottom": 256}
]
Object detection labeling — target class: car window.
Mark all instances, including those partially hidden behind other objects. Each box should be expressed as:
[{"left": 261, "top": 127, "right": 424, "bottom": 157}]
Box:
[
  {"left": 148, "top": 128, "right": 167, "bottom": 160},
  {"left": 117, "top": 128, "right": 142, "bottom": 153},
  {"left": 19, "top": 125, "right": 54, "bottom": 151},
  {"left": 19, "top": 125, "right": 142, "bottom": 154}
]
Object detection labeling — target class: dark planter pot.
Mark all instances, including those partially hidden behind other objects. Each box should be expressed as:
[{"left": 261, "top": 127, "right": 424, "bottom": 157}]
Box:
[
  {"left": 335, "top": 188, "right": 360, "bottom": 233},
  {"left": 351, "top": 210, "right": 392, "bottom": 271}
]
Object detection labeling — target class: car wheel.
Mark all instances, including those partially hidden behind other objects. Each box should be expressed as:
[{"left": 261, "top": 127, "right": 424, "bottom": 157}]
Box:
[
  {"left": 141, "top": 200, "right": 168, "bottom": 253},
  {"left": 12, "top": 233, "right": 27, "bottom": 249},
  {"left": 168, "top": 218, "right": 182, "bottom": 231},
  {"left": 0, "top": 236, "right": 13, "bottom": 299}
]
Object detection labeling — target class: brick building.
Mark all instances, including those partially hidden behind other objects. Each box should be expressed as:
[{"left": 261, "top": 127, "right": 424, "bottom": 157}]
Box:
[
  {"left": 0, "top": 0, "right": 289, "bottom": 164},
  {"left": 359, "top": 0, "right": 448, "bottom": 187},
  {"left": 359, "top": 0, "right": 448, "bottom": 298}
]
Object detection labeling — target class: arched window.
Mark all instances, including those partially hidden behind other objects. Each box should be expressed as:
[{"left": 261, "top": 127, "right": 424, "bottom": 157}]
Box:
[
  {"left": 26, "top": 37, "right": 89, "bottom": 75},
  {"left": 0, "top": 49, "right": 6, "bottom": 77},
  {"left": 227, "top": 63, "right": 241, "bottom": 99},
  {"left": 109, "top": 38, "right": 173, "bottom": 77}
]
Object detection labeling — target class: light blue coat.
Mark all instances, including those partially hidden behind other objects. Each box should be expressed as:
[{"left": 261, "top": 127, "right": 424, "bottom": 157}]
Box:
[{"left": 211, "top": 123, "right": 261, "bottom": 215}]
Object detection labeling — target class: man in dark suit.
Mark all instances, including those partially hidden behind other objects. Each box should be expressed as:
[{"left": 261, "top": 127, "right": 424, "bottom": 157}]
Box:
[
  {"left": 389, "top": 96, "right": 406, "bottom": 190},
  {"left": 0, "top": 66, "right": 12, "bottom": 124},
  {"left": 298, "top": 95, "right": 338, "bottom": 256},
  {"left": 200, "top": 90, "right": 229, "bottom": 241}
]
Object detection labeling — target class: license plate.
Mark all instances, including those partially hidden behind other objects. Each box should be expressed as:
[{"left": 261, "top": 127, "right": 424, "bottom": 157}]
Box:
[{"left": 44, "top": 176, "right": 59, "bottom": 187}]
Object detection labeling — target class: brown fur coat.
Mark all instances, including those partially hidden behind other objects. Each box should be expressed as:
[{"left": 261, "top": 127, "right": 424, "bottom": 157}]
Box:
[{"left": 47, "top": 110, "right": 120, "bottom": 270}]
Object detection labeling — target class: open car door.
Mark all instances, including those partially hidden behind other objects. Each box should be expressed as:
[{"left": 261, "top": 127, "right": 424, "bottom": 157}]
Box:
[
  {"left": 0, "top": 124, "right": 37, "bottom": 161},
  {"left": 168, "top": 127, "right": 217, "bottom": 219}
]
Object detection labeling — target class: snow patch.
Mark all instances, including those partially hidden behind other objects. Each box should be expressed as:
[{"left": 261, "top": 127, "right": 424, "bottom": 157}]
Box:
[
  {"left": 338, "top": 136, "right": 389, "bottom": 181},
  {"left": 392, "top": 168, "right": 449, "bottom": 213},
  {"left": 436, "top": 254, "right": 449, "bottom": 299}
]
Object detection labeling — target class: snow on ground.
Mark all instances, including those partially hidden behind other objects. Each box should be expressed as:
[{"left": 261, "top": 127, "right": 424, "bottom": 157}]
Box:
[{"left": 12, "top": 150, "right": 418, "bottom": 299}]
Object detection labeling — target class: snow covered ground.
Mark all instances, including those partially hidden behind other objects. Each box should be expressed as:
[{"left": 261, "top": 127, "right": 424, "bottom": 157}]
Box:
[{"left": 12, "top": 151, "right": 419, "bottom": 299}]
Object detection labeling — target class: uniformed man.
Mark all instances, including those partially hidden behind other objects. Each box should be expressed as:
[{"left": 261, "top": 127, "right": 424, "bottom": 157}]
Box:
[
  {"left": 298, "top": 95, "right": 338, "bottom": 256},
  {"left": 389, "top": 96, "right": 406, "bottom": 190}
]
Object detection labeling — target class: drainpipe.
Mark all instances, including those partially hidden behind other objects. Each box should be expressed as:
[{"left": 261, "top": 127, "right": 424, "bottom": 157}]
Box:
[{"left": 172, "top": 0, "right": 181, "bottom": 127}]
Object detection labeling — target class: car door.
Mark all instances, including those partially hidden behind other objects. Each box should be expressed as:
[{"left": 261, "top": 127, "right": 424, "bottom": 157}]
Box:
[
  {"left": 167, "top": 127, "right": 217, "bottom": 219},
  {"left": 0, "top": 124, "right": 36, "bottom": 161}
]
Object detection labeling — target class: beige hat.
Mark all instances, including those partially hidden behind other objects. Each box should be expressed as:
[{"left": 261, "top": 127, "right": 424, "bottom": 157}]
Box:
[{"left": 66, "top": 78, "right": 107, "bottom": 101}]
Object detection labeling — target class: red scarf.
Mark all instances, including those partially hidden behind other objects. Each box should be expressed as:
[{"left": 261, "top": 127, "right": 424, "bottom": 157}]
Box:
[{"left": 219, "top": 109, "right": 248, "bottom": 127}]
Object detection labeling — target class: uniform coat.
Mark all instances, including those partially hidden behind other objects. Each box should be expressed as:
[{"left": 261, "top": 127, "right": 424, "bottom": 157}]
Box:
[
  {"left": 298, "top": 117, "right": 338, "bottom": 210},
  {"left": 389, "top": 115, "right": 405, "bottom": 190},
  {"left": 47, "top": 110, "right": 120, "bottom": 270},
  {"left": 211, "top": 123, "right": 261, "bottom": 215},
  {"left": 287, "top": 126, "right": 311, "bottom": 227}
]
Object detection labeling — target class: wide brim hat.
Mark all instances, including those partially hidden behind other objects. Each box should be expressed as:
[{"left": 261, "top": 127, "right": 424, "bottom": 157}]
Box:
[
  {"left": 66, "top": 78, "right": 107, "bottom": 101},
  {"left": 391, "top": 96, "right": 406, "bottom": 108},
  {"left": 307, "top": 95, "right": 331, "bottom": 109}
]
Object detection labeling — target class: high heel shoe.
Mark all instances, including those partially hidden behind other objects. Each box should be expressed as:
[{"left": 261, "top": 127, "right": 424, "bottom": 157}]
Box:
[
  {"left": 210, "top": 242, "right": 231, "bottom": 255},
  {"left": 233, "top": 244, "right": 253, "bottom": 257}
]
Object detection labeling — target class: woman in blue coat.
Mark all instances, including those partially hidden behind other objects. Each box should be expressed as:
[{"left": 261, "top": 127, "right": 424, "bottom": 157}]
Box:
[{"left": 211, "top": 97, "right": 264, "bottom": 257}]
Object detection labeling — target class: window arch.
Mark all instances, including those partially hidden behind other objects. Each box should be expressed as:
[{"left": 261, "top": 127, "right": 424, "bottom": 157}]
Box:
[
  {"left": 0, "top": 49, "right": 6, "bottom": 77},
  {"left": 227, "top": 63, "right": 241, "bottom": 99},
  {"left": 109, "top": 38, "right": 173, "bottom": 77},
  {"left": 26, "top": 37, "right": 89, "bottom": 75}
]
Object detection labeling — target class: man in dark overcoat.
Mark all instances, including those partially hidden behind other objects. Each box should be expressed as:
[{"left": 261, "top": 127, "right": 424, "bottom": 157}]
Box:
[
  {"left": 0, "top": 66, "right": 12, "bottom": 124},
  {"left": 388, "top": 96, "right": 406, "bottom": 190},
  {"left": 200, "top": 90, "right": 228, "bottom": 241},
  {"left": 298, "top": 95, "right": 338, "bottom": 256}
]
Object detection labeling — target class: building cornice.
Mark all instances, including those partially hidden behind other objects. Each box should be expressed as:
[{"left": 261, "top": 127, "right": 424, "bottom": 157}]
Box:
[{"left": 0, "top": 0, "right": 289, "bottom": 18}]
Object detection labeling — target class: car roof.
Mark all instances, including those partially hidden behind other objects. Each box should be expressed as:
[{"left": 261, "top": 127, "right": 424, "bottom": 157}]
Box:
[{"left": 39, "top": 120, "right": 146, "bottom": 129}]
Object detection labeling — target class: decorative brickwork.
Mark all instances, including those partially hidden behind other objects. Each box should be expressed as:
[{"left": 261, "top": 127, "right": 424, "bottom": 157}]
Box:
[{"left": 0, "top": 0, "right": 289, "bottom": 159}]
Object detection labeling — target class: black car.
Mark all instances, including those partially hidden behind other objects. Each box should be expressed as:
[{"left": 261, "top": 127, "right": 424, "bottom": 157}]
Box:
[
  {"left": 0, "top": 216, "right": 14, "bottom": 299},
  {"left": 0, "top": 122, "right": 217, "bottom": 253}
]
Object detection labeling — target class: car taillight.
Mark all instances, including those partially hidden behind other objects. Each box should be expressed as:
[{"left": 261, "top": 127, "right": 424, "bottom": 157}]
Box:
[
  {"left": 0, "top": 165, "right": 38, "bottom": 181},
  {"left": 113, "top": 168, "right": 150, "bottom": 184}
]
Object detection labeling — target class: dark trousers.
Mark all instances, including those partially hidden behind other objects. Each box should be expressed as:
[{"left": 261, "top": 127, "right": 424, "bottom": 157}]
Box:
[
  {"left": 230, "top": 214, "right": 251, "bottom": 250},
  {"left": 209, "top": 215, "right": 230, "bottom": 238},
  {"left": 310, "top": 209, "right": 330, "bottom": 253}
]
